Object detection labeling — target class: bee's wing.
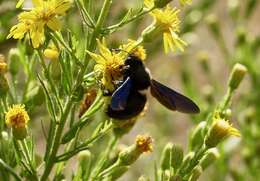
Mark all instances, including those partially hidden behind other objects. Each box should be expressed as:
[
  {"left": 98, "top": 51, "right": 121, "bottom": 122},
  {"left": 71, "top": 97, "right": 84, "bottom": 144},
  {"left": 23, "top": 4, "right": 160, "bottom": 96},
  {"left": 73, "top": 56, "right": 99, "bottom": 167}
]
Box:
[
  {"left": 110, "top": 77, "right": 132, "bottom": 111},
  {"left": 150, "top": 79, "right": 200, "bottom": 114}
]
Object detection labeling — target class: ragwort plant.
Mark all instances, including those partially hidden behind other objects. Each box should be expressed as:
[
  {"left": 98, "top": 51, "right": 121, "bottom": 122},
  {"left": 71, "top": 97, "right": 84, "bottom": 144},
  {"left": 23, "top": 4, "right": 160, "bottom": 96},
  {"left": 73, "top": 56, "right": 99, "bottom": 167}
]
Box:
[{"left": 0, "top": 0, "right": 251, "bottom": 180}]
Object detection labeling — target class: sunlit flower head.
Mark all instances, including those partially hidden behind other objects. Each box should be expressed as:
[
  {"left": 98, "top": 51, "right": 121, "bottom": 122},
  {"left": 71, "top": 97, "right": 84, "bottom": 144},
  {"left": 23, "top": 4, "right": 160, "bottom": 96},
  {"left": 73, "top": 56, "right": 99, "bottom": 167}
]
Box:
[
  {"left": 205, "top": 118, "right": 241, "bottom": 148},
  {"left": 121, "top": 39, "right": 147, "bottom": 61},
  {"left": 5, "top": 104, "right": 30, "bottom": 129},
  {"left": 87, "top": 39, "right": 127, "bottom": 92},
  {"left": 144, "top": 0, "right": 187, "bottom": 53},
  {"left": 8, "top": 0, "right": 71, "bottom": 48},
  {"left": 135, "top": 135, "right": 153, "bottom": 153}
]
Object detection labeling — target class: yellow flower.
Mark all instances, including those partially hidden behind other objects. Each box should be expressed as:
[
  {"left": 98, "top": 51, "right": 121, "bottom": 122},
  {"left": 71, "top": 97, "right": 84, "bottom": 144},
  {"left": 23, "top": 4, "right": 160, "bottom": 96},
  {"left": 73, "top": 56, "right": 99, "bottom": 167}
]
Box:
[
  {"left": 144, "top": 0, "right": 187, "bottom": 53},
  {"left": 0, "top": 54, "right": 7, "bottom": 74},
  {"left": 8, "top": 0, "right": 71, "bottom": 48},
  {"left": 120, "top": 39, "right": 147, "bottom": 61},
  {"left": 5, "top": 104, "right": 30, "bottom": 129},
  {"left": 135, "top": 135, "right": 153, "bottom": 153},
  {"left": 87, "top": 39, "right": 126, "bottom": 92},
  {"left": 205, "top": 118, "right": 241, "bottom": 148},
  {"left": 44, "top": 43, "right": 59, "bottom": 60}
]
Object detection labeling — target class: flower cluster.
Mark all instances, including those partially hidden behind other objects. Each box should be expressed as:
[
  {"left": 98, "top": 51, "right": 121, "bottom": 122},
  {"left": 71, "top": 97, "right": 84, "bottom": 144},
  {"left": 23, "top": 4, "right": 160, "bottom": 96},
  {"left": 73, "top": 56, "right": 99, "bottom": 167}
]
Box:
[{"left": 8, "top": 0, "right": 71, "bottom": 48}]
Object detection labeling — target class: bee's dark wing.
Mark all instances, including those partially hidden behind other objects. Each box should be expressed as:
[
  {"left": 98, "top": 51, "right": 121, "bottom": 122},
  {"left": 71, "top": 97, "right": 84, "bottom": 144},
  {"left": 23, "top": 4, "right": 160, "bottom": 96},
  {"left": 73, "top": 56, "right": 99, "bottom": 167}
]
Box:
[
  {"left": 110, "top": 77, "right": 132, "bottom": 111},
  {"left": 150, "top": 79, "right": 200, "bottom": 114}
]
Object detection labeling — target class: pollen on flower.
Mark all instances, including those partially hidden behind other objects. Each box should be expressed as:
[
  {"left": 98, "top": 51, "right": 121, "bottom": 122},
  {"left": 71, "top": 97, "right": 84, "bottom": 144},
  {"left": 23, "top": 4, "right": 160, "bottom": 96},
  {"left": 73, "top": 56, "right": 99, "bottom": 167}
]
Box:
[
  {"left": 8, "top": 0, "right": 71, "bottom": 48},
  {"left": 87, "top": 39, "right": 126, "bottom": 92},
  {"left": 121, "top": 39, "right": 147, "bottom": 61},
  {"left": 5, "top": 104, "right": 30, "bottom": 129},
  {"left": 135, "top": 135, "right": 153, "bottom": 153}
]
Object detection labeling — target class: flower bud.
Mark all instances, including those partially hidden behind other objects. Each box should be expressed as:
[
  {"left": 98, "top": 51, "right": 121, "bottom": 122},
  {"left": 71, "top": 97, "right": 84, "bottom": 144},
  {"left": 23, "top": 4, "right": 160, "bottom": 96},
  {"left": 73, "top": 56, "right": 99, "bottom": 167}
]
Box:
[
  {"left": 154, "top": 0, "right": 173, "bottom": 8},
  {"left": 0, "top": 54, "right": 7, "bottom": 74},
  {"left": 113, "top": 118, "right": 137, "bottom": 138},
  {"left": 44, "top": 48, "right": 59, "bottom": 60},
  {"left": 0, "top": 75, "right": 9, "bottom": 96},
  {"left": 118, "top": 135, "right": 152, "bottom": 166},
  {"left": 197, "top": 51, "right": 210, "bottom": 73},
  {"left": 228, "top": 63, "right": 247, "bottom": 91},
  {"left": 188, "top": 166, "right": 202, "bottom": 181},
  {"left": 77, "top": 150, "right": 92, "bottom": 170},
  {"left": 205, "top": 118, "right": 240, "bottom": 148},
  {"left": 109, "top": 166, "right": 129, "bottom": 180},
  {"left": 180, "top": 152, "right": 195, "bottom": 172},
  {"left": 202, "top": 85, "right": 214, "bottom": 104},
  {"left": 199, "top": 148, "right": 220, "bottom": 170},
  {"left": 8, "top": 48, "right": 20, "bottom": 76},
  {"left": 228, "top": 0, "right": 239, "bottom": 21},
  {"left": 160, "top": 143, "right": 173, "bottom": 170},
  {"left": 245, "top": 0, "right": 257, "bottom": 18},
  {"left": 190, "top": 121, "right": 207, "bottom": 150},
  {"left": 171, "top": 144, "right": 184, "bottom": 170},
  {"left": 205, "top": 14, "right": 220, "bottom": 39}
]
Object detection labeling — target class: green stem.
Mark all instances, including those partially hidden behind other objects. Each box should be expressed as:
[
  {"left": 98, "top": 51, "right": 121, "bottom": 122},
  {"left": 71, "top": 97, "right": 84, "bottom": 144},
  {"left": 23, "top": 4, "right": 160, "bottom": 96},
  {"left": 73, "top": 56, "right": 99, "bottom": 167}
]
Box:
[
  {"left": 91, "top": 135, "right": 118, "bottom": 179},
  {"left": 40, "top": 99, "right": 73, "bottom": 181}
]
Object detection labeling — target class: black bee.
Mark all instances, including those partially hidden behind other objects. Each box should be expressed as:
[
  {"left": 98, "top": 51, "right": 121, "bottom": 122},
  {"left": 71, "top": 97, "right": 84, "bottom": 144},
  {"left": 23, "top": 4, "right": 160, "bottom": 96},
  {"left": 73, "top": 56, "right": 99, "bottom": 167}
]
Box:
[{"left": 106, "top": 55, "right": 200, "bottom": 120}]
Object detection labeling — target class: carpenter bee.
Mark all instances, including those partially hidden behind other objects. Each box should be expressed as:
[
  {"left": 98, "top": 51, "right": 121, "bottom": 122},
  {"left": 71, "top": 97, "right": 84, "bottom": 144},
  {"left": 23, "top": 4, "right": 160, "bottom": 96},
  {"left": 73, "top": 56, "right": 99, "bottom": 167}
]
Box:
[{"left": 106, "top": 55, "right": 200, "bottom": 120}]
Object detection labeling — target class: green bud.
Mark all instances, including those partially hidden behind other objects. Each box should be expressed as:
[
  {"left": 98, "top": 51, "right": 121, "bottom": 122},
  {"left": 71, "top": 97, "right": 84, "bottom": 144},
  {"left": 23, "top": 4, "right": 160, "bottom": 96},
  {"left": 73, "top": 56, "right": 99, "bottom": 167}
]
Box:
[
  {"left": 205, "top": 119, "right": 240, "bottom": 148},
  {"left": 110, "top": 166, "right": 129, "bottom": 180},
  {"left": 188, "top": 166, "right": 202, "bottom": 181},
  {"left": 228, "top": 63, "right": 247, "bottom": 91},
  {"left": 202, "top": 85, "right": 214, "bottom": 104},
  {"left": 199, "top": 148, "right": 220, "bottom": 170},
  {"left": 235, "top": 27, "right": 247, "bottom": 46},
  {"left": 160, "top": 143, "right": 173, "bottom": 170},
  {"left": 245, "top": 0, "right": 257, "bottom": 18},
  {"left": 8, "top": 48, "right": 20, "bottom": 76},
  {"left": 154, "top": 0, "right": 173, "bottom": 8},
  {"left": 50, "top": 60, "right": 61, "bottom": 80},
  {"left": 171, "top": 144, "right": 184, "bottom": 170},
  {"left": 190, "top": 121, "right": 207, "bottom": 150},
  {"left": 228, "top": 0, "right": 239, "bottom": 21},
  {"left": 197, "top": 51, "right": 210, "bottom": 73},
  {"left": 118, "top": 145, "right": 141, "bottom": 166},
  {"left": 77, "top": 150, "right": 92, "bottom": 171},
  {"left": 223, "top": 109, "right": 232, "bottom": 120},
  {"left": 180, "top": 152, "right": 195, "bottom": 172},
  {"left": 0, "top": 75, "right": 9, "bottom": 96},
  {"left": 205, "top": 14, "right": 220, "bottom": 39},
  {"left": 12, "top": 126, "right": 28, "bottom": 140}
]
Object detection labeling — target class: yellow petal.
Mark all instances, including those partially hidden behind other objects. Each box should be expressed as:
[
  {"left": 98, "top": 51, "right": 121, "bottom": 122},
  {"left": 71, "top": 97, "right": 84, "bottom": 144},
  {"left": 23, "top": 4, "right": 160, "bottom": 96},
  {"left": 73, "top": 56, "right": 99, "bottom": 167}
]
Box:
[
  {"left": 47, "top": 17, "right": 62, "bottom": 31},
  {"left": 55, "top": 0, "right": 71, "bottom": 15},
  {"left": 32, "top": 0, "right": 42, "bottom": 7}
]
